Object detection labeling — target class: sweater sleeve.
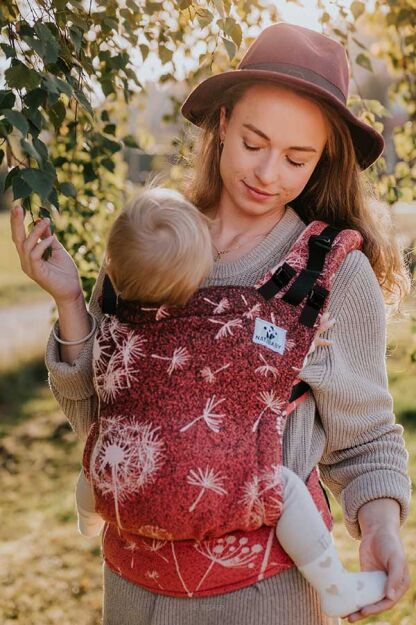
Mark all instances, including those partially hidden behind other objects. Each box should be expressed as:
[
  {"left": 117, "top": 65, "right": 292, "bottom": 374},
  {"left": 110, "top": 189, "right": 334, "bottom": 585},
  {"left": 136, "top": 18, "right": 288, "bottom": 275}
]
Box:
[
  {"left": 301, "top": 250, "right": 411, "bottom": 540},
  {"left": 44, "top": 261, "right": 107, "bottom": 442}
]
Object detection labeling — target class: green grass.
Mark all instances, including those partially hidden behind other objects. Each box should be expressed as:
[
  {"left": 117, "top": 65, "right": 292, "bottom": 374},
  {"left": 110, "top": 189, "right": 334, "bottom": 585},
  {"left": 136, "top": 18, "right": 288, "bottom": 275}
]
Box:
[{"left": 0, "top": 210, "right": 49, "bottom": 308}]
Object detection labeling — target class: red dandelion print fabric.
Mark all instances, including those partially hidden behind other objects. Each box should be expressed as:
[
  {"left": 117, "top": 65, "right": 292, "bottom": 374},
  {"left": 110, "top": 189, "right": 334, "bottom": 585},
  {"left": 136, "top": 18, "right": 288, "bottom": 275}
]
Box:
[{"left": 82, "top": 221, "right": 362, "bottom": 597}]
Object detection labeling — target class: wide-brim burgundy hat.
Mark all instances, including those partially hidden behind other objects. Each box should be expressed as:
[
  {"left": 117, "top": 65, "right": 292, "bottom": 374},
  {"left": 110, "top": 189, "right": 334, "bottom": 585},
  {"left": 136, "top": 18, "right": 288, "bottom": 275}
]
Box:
[{"left": 181, "top": 22, "right": 384, "bottom": 171}]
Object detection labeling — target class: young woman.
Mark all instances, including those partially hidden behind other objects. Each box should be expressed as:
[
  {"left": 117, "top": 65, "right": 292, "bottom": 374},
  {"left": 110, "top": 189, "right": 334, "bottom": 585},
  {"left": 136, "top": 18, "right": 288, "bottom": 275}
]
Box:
[{"left": 10, "top": 21, "right": 411, "bottom": 625}]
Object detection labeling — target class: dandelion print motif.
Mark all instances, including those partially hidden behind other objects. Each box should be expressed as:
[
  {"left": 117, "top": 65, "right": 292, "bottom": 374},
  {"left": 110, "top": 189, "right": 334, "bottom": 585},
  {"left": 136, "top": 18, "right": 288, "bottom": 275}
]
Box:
[
  {"left": 240, "top": 295, "right": 262, "bottom": 320},
  {"left": 145, "top": 570, "right": 164, "bottom": 590},
  {"left": 141, "top": 304, "right": 170, "bottom": 320},
  {"left": 252, "top": 390, "right": 285, "bottom": 433},
  {"left": 141, "top": 538, "right": 170, "bottom": 564},
  {"left": 93, "top": 320, "right": 146, "bottom": 402},
  {"left": 194, "top": 535, "right": 263, "bottom": 592},
  {"left": 255, "top": 353, "right": 279, "bottom": 379},
  {"left": 91, "top": 416, "right": 165, "bottom": 529},
  {"left": 200, "top": 363, "right": 231, "bottom": 384},
  {"left": 186, "top": 466, "right": 228, "bottom": 512},
  {"left": 209, "top": 318, "right": 243, "bottom": 340},
  {"left": 238, "top": 465, "right": 283, "bottom": 526},
  {"left": 179, "top": 395, "right": 226, "bottom": 433},
  {"left": 203, "top": 297, "right": 230, "bottom": 314},
  {"left": 151, "top": 346, "right": 190, "bottom": 376}
]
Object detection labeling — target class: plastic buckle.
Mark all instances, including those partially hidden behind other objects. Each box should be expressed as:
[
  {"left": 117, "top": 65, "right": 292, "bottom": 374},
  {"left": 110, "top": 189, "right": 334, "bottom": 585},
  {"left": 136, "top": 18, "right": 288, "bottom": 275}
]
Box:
[
  {"left": 271, "top": 263, "right": 296, "bottom": 288},
  {"left": 308, "top": 234, "right": 332, "bottom": 252},
  {"left": 307, "top": 286, "right": 328, "bottom": 310}
]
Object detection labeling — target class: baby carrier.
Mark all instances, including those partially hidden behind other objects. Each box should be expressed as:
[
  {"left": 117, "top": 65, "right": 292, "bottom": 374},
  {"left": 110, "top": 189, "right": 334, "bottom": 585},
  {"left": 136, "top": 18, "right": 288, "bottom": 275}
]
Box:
[{"left": 82, "top": 220, "right": 362, "bottom": 597}]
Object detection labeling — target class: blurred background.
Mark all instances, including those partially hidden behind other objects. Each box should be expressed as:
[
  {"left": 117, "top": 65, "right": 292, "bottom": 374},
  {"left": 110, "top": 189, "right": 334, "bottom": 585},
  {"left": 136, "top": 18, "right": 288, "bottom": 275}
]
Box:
[{"left": 0, "top": 0, "right": 415, "bottom": 623}]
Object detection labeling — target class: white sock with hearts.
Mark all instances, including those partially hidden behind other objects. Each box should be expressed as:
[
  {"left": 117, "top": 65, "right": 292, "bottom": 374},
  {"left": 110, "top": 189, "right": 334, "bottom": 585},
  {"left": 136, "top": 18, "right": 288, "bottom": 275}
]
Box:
[
  {"left": 276, "top": 467, "right": 387, "bottom": 618},
  {"left": 298, "top": 542, "right": 387, "bottom": 617}
]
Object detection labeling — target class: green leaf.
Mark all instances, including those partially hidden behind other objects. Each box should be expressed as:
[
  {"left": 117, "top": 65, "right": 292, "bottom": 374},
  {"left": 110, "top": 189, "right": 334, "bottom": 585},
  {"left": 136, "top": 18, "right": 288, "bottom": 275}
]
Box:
[
  {"left": 101, "top": 157, "right": 115, "bottom": 172},
  {"left": 103, "top": 123, "right": 116, "bottom": 135},
  {"left": 69, "top": 25, "right": 83, "bottom": 54},
  {"left": 20, "top": 138, "right": 43, "bottom": 165},
  {"left": 0, "top": 149, "right": 4, "bottom": 166},
  {"left": 48, "top": 100, "right": 66, "bottom": 131},
  {"left": 350, "top": 1, "right": 365, "bottom": 20},
  {"left": 24, "top": 88, "right": 48, "bottom": 108},
  {"left": 12, "top": 174, "right": 32, "bottom": 200},
  {"left": 0, "top": 90, "right": 16, "bottom": 110},
  {"left": 21, "top": 167, "right": 55, "bottom": 201},
  {"left": 3, "top": 166, "right": 21, "bottom": 192},
  {"left": 159, "top": 45, "right": 173, "bottom": 64},
  {"left": 356, "top": 53, "right": 373, "bottom": 72},
  {"left": 139, "top": 44, "right": 149, "bottom": 61},
  {"left": 33, "top": 138, "right": 49, "bottom": 164},
  {"left": 83, "top": 162, "right": 96, "bottom": 183},
  {"left": 2, "top": 110, "right": 29, "bottom": 136},
  {"left": 221, "top": 36, "right": 236, "bottom": 61},
  {"left": 59, "top": 181, "right": 76, "bottom": 197},
  {"left": 196, "top": 8, "right": 214, "bottom": 28},
  {"left": 5, "top": 60, "right": 41, "bottom": 90},
  {"left": 34, "top": 22, "right": 60, "bottom": 64},
  {"left": 42, "top": 74, "right": 73, "bottom": 98},
  {"left": 122, "top": 134, "right": 140, "bottom": 148},
  {"left": 177, "top": 0, "right": 192, "bottom": 8},
  {"left": 0, "top": 43, "right": 16, "bottom": 59}
]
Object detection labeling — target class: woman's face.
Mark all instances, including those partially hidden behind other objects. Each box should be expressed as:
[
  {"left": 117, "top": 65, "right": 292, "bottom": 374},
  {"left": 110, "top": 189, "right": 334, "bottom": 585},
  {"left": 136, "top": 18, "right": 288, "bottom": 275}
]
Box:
[{"left": 218, "top": 83, "right": 329, "bottom": 218}]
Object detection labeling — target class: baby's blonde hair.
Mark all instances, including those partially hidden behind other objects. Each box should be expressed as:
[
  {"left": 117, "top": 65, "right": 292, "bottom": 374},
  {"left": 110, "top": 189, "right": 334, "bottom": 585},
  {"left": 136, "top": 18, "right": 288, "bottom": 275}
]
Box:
[{"left": 105, "top": 184, "right": 214, "bottom": 306}]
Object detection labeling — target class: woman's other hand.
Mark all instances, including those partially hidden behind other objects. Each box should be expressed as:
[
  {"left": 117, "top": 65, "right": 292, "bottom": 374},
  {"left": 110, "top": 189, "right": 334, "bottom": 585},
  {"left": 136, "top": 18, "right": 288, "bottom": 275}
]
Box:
[
  {"left": 10, "top": 205, "right": 83, "bottom": 305},
  {"left": 347, "top": 499, "right": 410, "bottom": 622}
]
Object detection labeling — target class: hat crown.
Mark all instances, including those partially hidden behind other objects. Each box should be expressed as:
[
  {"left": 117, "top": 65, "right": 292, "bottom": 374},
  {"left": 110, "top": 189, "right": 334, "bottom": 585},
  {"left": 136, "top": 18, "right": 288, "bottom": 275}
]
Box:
[{"left": 239, "top": 23, "right": 349, "bottom": 102}]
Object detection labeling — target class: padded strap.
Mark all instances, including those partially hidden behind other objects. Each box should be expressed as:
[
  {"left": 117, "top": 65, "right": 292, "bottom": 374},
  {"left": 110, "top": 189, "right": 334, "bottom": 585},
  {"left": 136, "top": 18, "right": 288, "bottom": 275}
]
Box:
[{"left": 282, "top": 225, "right": 341, "bottom": 306}]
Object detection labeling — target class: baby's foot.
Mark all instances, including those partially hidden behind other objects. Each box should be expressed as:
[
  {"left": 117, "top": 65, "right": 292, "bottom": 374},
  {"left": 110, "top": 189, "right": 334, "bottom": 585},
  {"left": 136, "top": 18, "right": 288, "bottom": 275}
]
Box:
[{"left": 320, "top": 569, "right": 387, "bottom": 618}]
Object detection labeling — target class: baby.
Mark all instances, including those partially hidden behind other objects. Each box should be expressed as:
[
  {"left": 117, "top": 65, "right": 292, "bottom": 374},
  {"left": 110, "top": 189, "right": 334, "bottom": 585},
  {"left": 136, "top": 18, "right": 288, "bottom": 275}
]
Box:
[{"left": 75, "top": 184, "right": 386, "bottom": 618}]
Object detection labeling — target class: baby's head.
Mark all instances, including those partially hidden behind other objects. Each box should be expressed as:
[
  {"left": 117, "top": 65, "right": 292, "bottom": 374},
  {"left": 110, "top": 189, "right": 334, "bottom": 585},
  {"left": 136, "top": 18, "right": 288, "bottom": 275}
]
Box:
[{"left": 105, "top": 185, "right": 213, "bottom": 306}]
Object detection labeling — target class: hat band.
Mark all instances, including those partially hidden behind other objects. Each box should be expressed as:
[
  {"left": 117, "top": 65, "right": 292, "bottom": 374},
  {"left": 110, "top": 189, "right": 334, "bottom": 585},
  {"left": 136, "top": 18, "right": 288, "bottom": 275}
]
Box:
[{"left": 242, "top": 62, "right": 346, "bottom": 104}]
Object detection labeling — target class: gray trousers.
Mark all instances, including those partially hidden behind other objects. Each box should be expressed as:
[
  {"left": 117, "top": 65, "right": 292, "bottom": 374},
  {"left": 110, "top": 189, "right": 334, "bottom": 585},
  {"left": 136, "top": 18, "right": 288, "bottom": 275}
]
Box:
[{"left": 102, "top": 562, "right": 339, "bottom": 625}]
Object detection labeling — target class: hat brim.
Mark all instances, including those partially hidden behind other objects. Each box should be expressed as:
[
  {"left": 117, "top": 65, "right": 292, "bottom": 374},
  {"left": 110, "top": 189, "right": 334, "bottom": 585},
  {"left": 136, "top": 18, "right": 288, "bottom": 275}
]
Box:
[{"left": 180, "top": 69, "right": 384, "bottom": 171}]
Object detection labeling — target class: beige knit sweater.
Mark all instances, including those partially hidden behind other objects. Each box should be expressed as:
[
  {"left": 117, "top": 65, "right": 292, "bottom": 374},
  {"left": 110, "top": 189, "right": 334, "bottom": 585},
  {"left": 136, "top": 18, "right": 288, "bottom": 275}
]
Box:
[{"left": 45, "top": 206, "right": 410, "bottom": 623}]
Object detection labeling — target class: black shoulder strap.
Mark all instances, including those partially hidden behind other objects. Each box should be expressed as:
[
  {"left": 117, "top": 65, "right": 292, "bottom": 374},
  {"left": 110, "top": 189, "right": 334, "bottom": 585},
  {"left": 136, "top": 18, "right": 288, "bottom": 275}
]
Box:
[
  {"left": 258, "top": 225, "right": 341, "bottom": 328},
  {"left": 101, "top": 274, "right": 118, "bottom": 314},
  {"left": 282, "top": 225, "right": 340, "bottom": 305}
]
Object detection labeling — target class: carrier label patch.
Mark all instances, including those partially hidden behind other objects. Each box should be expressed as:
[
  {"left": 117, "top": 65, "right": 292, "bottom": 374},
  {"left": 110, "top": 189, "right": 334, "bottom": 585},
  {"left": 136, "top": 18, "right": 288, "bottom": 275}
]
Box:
[{"left": 252, "top": 318, "right": 287, "bottom": 354}]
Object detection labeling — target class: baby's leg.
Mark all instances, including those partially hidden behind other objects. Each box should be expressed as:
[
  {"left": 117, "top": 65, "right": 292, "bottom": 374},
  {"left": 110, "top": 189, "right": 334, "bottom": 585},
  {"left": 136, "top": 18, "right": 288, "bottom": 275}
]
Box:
[
  {"left": 75, "top": 469, "right": 105, "bottom": 538},
  {"left": 276, "top": 466, "right": 386, "bottom": 618}
]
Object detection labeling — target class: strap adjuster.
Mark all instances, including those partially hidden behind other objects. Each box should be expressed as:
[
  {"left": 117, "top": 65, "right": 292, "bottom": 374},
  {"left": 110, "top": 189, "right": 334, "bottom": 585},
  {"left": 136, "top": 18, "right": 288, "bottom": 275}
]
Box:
[
  {"left": 271, "top": 263, "right": 296, "bottom": 288},
  {"left": 308, "top": 234, "right": 332, "bottom": 252},
  {"left": 307, "top": 285, "right": 328, "bottom": 310}
]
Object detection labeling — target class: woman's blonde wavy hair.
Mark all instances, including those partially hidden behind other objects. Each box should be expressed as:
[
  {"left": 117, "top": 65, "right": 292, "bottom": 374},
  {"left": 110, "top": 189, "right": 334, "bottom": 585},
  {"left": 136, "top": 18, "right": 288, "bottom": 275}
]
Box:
[{"left": 180, "top": 80, "right": 411, "bottom": 313}]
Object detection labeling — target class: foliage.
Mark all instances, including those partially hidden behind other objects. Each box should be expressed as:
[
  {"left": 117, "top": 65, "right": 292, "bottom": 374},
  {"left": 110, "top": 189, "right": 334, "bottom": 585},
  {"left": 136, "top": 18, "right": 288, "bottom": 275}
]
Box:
[
  {"left": 0, "top": 0, "right": 279, "bottom": 298},
  {"left": 0, "top": 0, "right": 415, "bottom": 299},
  {"left": 316, "top": 0, "right": 415, "bottom": 204}
]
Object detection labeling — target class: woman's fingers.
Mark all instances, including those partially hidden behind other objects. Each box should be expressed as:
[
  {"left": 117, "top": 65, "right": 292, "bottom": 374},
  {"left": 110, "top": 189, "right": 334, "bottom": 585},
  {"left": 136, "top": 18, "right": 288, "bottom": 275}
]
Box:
[
  {"left": 9, "top": 205, "right": 27, "bottom": 254},
  {"left": 386, "top": 555, "right": 410, "bottom": 601},
  {"left": 30, "top": 234, "right": 55, "bottom": 261}
]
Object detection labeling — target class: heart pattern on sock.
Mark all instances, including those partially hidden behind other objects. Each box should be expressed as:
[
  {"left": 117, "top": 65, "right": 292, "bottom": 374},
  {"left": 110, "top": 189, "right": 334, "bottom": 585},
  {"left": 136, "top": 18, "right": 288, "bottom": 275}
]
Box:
[
  {"left": 326, "top": 584, "right": 340, "bottom": 595},
  {"left": 357, "top": 580, "right": 365, "bottom": 591},
  {"left": 319, "top": 556, "right": 332, "bottom": 568}
]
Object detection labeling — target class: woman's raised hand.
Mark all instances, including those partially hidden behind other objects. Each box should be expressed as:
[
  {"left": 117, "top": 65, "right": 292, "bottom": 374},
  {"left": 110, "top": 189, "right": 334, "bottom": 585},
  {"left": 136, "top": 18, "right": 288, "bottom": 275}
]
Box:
[{"left": 10, "top": 205, "right": 83, "bottom": 305}]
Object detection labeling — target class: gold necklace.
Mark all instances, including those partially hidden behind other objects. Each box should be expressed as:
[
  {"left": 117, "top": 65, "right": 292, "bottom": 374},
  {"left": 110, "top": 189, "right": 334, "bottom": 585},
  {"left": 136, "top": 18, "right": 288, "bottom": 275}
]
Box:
[{"left": 211, "top": 210, "right": 286, "bottom": 262}]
